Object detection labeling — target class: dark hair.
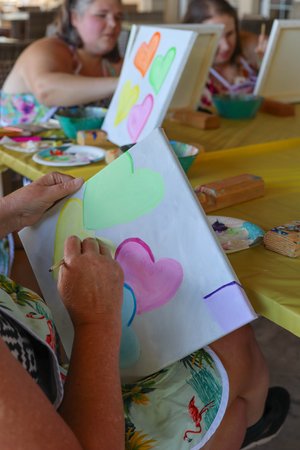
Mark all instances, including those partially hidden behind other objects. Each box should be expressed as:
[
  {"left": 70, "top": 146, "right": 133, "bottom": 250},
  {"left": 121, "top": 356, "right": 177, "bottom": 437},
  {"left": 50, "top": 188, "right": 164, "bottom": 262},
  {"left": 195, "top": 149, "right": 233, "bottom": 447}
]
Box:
[
  {"left": 53, "top": 0, "right": 122, "bottom": 63},
  {"left": 183, "top": 0, "right": 242, "bottom": 63}
]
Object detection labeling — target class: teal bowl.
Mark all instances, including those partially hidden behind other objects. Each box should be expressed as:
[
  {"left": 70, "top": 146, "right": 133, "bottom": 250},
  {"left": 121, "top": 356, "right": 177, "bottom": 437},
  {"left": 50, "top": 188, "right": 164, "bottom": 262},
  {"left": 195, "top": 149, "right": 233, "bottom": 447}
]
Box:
[
  {"left": 55, "top": 107, "right": 106, "bottom": 139},
  {"left": 212, "top": 94, "right": 263, "bottom": 119},
  {"left": 169, "top": 140, "right": 199, "bottom": 173}
]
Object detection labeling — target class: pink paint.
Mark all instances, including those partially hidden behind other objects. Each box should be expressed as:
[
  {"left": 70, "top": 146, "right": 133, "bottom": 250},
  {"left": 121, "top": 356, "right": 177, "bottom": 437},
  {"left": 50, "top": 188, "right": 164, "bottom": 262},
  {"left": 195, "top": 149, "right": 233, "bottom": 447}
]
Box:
[
  {"left": 115, "top": 238, "right": 183, "bottom": 314},
  {"left": 127, "top": 94, "right": 154, "bottom": 142}
]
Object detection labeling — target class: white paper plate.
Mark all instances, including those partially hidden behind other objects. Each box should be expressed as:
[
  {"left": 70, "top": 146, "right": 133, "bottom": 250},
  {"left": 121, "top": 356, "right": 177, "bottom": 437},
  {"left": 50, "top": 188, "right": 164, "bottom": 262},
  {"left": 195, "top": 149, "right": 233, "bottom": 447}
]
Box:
[
  {"left": 2, "top": 139, "right": 56, "bottom": 153},
  {"left": 208, "top": 215, "right": 265, "bottom": 254},
  {"left": 32, "top": 145, "right": 105, "bottom": 166}
]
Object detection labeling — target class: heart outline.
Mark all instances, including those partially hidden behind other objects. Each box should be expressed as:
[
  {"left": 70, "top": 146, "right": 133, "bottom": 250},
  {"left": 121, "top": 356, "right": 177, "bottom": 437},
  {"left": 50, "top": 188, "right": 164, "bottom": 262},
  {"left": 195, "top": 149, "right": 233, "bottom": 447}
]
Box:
[
  {"left": 115, "top": 237, "right": 184, "bottom": 314},
  {"left": 127, "top": 94, "right": 154, "bottom": 142},
  {"left": 83, "top": 152, "right": 164, "bottom": 230},
  {"left": 149, "top": 47, "right": 176, "bottom": 94},
  {"left": 114, "top": 80, "right": 140, "bottom": 126},
  {"left": 134, "top": 32, "right": 161, "bottom": 77}
]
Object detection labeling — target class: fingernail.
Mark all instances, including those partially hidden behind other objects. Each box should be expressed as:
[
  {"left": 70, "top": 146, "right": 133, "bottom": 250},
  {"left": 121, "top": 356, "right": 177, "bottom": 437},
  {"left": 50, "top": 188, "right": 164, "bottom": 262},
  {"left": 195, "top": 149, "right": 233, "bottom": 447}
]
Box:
[{"left": 73, "top": 177, "right": 84, "bottom": 186}]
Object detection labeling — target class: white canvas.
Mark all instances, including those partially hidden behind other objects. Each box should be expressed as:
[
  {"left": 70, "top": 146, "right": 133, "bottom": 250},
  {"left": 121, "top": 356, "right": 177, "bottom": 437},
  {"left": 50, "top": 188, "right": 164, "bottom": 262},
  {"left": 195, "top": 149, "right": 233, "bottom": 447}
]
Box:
[
  {"left": 254, "top": 19, "right": 300, "bottom": 103},
  {"left": 102, "top": 25, "right": 197, "bottom": 146},
  {"left": 20, "top": 129, "right": 256, "bottom": 381}
]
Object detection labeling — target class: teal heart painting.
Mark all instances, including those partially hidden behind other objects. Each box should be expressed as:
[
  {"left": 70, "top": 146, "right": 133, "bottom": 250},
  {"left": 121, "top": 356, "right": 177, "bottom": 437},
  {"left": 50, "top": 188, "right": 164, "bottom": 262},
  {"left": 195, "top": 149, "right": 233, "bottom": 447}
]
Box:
[
  {"left": 149, "top": 47, "right": 176, "bottom": 95},
  {"left": 120, "top": 283, "right": 140, "bottom": 369},
  {"left": 83, "top": 153, "right": 164, "bottom": 230}
]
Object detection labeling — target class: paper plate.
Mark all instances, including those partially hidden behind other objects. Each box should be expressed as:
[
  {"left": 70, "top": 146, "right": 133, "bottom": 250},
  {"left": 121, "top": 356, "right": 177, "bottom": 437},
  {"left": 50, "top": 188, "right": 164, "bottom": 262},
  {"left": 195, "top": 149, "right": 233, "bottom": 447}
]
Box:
[
  {"left": 1, "top": 138, "right": 56, "bottom": 153},
  {"left": 32, "top": 145, "right": 105, "bottom": 166},
  {"left": 208, "top": 215, "right": 265, "bottom": 254}
]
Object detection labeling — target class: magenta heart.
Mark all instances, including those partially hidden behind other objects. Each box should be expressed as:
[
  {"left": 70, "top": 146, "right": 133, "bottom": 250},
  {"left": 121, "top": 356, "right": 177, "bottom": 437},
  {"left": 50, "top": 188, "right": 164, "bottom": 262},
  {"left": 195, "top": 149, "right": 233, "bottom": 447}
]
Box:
[
  {"left": 115, "top": 238, "right": 183, "bottom": 314},
  {"left": 127, "top": 94, "right": 154, "bottom": 142}
]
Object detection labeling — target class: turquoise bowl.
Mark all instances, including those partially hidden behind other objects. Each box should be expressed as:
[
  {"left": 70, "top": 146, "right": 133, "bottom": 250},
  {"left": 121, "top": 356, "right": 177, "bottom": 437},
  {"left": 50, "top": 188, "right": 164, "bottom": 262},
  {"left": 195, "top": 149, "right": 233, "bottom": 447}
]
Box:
[
  {"left": 169, "top": 140, "right": 199, "bottom": 173},
  {"left": 55, "top": 107, "right": 106, "bottom": 139},
  {"left": 212, "top": 94, "right": 263, "bottom": 119}
]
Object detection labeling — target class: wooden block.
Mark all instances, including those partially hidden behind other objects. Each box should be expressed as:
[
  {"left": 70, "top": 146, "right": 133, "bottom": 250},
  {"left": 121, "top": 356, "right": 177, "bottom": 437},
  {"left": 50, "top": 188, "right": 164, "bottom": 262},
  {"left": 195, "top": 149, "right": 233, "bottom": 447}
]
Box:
[
  {"left": 194, "top": 174, "right": 264, "bottom": 213},
  {"left": 77, "top": 129, "right": 108, "bottom": 146},
  {"left": 171, "top": 109, "right": 220, "bottom": 129},
  {"left": 264, "top": 221, "right": 300, "bottom": 257},
  {"left": 260, "top": 98, "right": 295, "bottom": 117}
]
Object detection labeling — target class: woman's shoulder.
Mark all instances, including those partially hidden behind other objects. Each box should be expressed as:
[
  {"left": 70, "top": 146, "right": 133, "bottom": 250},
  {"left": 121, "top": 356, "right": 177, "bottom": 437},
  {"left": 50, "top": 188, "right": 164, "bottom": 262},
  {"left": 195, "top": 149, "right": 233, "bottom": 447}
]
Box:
[{"left": 21, "top": 36, "right": 73, "bottom": 60}]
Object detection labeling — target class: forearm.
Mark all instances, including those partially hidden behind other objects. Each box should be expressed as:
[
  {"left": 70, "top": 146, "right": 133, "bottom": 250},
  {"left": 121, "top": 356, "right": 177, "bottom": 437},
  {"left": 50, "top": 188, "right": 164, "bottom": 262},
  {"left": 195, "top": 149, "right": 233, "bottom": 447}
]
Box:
[
  {"left": 0, "top": 338, "right": 82, "bottom": 450},
  {"left": 59, "top": 321, "right": 124, "bottom": 450},
  {"left": 33, "top": 73, "right": 119, "bottom": 107},
  {"left": 0, "top": 195, "right": 21, "bottom": 238}
]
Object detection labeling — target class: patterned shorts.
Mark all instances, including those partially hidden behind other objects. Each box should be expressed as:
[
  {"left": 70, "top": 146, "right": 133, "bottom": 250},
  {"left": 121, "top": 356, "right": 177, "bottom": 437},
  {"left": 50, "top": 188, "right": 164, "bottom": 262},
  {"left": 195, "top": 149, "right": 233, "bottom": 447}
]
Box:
[{"left": 123, "top": 347, "right": 229, "bottom": 449}]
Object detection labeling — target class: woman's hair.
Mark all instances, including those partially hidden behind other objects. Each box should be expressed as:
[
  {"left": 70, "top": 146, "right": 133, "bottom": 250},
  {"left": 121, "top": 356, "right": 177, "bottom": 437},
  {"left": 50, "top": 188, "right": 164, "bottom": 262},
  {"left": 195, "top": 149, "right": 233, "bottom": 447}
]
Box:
[
  {"left": 53, "top": 0, "right": 122, "bottom": 62},
  {"left": 183, "top": 0, "right": 242, "bottom": 63}
]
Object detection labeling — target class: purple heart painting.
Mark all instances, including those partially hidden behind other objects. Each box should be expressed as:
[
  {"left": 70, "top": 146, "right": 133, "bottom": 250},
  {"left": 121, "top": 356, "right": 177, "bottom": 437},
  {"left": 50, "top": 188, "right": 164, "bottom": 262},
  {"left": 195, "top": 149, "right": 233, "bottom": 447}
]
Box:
[
  {"left": 127, "top": 94, "right": 154, "bottom": 142},
  {"left": 115, "top": 237, "right": 183, "bottom": 314}
]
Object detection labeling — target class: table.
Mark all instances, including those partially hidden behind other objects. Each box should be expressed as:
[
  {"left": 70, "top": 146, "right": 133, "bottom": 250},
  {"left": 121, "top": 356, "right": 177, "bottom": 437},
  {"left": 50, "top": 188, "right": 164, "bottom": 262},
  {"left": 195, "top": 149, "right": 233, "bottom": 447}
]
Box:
[
  {"left": 163, "top": 104, "right": 300, "bottom": 151},
  {"left": 188, "top": 137, "right": 300, "bottom": 337},
  {"left": 0, "top": 136, "right": 300, "bottom": 336},
  {"left": 0, "top": 141, "right": 109, "bottom": 181}
]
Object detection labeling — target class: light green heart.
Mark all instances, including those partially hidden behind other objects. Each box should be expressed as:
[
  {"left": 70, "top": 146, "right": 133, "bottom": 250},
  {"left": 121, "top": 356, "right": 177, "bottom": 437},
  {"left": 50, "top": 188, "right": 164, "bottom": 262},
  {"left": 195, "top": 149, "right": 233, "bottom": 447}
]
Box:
[
  {"left": 53, "top": 198, "right": 114, "bottom": 279},
  {"left": 114, "top": 80, "right": 140, "bottom": 126},
  {"left": 83, "top": 153, "right": 164, "bottom": 230},
  {"left": 149, "top": 47, "right": 176, "bottom": 95}
]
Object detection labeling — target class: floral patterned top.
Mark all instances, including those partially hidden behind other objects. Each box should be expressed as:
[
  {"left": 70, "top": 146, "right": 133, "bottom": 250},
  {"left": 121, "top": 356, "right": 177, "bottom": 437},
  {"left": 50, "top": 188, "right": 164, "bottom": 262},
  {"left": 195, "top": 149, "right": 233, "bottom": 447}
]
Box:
[
  {"left": 0, "top": 92, "right": 57, "bottom": 126},
  {"left": 0, "top": 274, "right": 64, "bottom": 408}
]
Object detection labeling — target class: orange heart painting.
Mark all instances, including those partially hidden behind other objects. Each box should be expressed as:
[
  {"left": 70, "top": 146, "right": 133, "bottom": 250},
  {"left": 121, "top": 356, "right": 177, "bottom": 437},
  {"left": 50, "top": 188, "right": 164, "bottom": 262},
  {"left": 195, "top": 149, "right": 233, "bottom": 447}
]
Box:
[{"left": 134, "top": 32, "right": 161, "bottom": 77}]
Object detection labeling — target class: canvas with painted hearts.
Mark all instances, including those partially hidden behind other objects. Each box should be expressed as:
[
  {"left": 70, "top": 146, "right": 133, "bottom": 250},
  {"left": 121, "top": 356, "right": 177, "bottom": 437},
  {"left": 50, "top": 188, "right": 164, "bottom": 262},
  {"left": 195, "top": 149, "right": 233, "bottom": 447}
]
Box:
[
  {"left": 102, "top": 25, "right": 198, "bottom": 146},
  {"left": 20, "top": 129, "right": 256, "bottom": 381}
]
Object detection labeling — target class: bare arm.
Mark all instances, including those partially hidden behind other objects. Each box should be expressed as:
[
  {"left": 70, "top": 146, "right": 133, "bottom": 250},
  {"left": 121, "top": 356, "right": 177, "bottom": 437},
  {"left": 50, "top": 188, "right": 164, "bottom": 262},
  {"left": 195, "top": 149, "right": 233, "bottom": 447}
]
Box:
[
  {"left": 4, "top": 37, "right": 119, "bottom": 107},
  {"left": 0, "top": 337, "right": 82, "bottom": 450},
  {"left": 58, "top": 236, "right": 125, "bottom": 450}
]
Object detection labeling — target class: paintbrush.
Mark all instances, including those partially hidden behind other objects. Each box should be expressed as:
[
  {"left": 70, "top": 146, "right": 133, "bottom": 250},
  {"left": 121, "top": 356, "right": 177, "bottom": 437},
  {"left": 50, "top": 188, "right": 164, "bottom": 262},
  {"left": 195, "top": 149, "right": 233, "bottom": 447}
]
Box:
[
  {"left": 260, "top": 23, "right": 266, "bottom": 38},
  {"left": 48, "top": 259, "right": 65, "bottom": 272}
]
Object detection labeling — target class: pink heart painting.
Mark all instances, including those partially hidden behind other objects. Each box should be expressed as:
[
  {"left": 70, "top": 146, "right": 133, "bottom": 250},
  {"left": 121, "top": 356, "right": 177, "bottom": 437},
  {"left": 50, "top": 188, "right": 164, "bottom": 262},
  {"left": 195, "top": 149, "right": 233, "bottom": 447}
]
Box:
[
  {"left": 115, "top": 238, "right": 183, "bottom": 314},
  {"left": 127, "top": 94, "right": 154, "bottom": 142}
]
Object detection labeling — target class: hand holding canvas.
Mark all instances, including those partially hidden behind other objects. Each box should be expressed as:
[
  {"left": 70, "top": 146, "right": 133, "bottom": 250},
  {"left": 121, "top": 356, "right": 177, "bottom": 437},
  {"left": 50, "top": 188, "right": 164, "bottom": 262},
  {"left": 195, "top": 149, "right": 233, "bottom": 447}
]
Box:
[{"left": 0, "top": 172, "right": 84, "bottom": 238}]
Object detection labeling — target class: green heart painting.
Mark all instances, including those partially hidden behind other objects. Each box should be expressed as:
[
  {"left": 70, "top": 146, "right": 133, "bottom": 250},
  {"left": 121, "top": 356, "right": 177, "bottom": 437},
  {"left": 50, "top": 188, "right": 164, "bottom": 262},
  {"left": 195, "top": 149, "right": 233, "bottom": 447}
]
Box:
[
  {"left": 83, "top": 153, "right": 165, "bottom": 230},
  {"left": 149, "top": 47, "right": 176, "bottom": 95}
]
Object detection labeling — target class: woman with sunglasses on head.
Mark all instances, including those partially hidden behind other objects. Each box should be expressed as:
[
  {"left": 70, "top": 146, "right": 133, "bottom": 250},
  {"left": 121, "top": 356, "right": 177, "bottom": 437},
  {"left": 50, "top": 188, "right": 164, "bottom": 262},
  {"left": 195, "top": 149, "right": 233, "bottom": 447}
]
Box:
[{"left": 0, "top": 0, "right": 123, "bottom": 125}]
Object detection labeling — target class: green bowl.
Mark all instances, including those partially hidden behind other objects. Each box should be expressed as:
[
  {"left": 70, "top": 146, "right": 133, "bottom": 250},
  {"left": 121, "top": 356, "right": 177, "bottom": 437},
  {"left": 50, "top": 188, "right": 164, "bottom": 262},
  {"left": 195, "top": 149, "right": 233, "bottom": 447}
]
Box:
[
  {"left": 55, "top": 107, "right": 106, "bottom": 139},
  {"left": 169, "top": 140, "right": 199, "bottom": 173},
  {"left": 212, "top": 94, "right": 263, "bottom": 119}
]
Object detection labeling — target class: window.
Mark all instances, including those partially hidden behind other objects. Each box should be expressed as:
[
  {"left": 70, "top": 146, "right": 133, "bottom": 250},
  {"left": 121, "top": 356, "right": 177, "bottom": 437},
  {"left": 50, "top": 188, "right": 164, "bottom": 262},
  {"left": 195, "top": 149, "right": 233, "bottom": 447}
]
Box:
[{"left": 260, "top": 0, "right": 293, "bottom": 19}]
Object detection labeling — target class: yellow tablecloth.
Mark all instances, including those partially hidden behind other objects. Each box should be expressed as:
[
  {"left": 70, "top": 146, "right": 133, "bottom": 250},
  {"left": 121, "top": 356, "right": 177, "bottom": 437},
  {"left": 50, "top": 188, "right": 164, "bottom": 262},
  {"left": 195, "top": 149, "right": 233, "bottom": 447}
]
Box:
[
  {"left": 188, "top": 137, "right": 300, "bottom": 337},
  {"left": 163, "top": 104, "right": 300, "bottom": 151}
]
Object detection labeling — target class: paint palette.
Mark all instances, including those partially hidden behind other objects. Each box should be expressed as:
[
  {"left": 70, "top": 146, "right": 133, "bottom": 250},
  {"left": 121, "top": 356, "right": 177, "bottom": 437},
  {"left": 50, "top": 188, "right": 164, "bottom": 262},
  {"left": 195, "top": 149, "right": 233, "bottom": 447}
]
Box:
[
  {"left": 32, "top": 145, "right": 105, "bottom": 166},
  {"left": 208, "top": 216, "right": 265, "bottom": 254}
]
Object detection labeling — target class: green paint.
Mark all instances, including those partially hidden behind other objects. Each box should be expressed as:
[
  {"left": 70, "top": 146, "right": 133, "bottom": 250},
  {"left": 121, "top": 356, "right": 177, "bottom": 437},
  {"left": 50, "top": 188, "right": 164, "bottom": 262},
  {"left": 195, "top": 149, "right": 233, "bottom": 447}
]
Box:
[
  {"left": 149, "top": 47, "right": 176, "bottom": 95},
  {"left": 83, "top": 152, "right": 164, "bottom": 230}
]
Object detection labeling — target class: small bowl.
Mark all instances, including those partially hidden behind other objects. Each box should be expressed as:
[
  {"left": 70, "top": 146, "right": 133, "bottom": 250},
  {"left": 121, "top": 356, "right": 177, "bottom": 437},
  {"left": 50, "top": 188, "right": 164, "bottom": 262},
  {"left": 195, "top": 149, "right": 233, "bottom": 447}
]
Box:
[
  {"left": 55, "top": 106, "right": 106, "bottom": 139},
  {"left": 169, "top": 140, "right": 199, "bottom": 173},
  {"left": 212, "top": 94, "right": 263, "bottom": 119}
]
